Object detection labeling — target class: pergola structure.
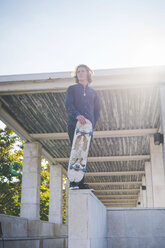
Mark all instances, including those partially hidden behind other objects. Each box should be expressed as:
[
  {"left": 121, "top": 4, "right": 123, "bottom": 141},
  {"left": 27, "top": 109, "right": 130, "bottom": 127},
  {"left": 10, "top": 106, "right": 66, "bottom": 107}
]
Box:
[{"left": 1, "top": 66, "right": 165, "bottom": 212}]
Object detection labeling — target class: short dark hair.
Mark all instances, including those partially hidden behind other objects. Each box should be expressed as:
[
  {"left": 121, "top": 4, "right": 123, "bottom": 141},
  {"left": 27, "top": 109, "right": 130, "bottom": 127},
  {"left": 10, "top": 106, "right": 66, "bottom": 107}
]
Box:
[{"left": 73, "top": 64, "right": 93, "bottom": 84}]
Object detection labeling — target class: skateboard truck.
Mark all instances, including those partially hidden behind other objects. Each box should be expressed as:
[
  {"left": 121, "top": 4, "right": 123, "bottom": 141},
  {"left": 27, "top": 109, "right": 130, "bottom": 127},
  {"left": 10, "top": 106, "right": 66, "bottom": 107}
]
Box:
[
  {"left": 76, "top": 129, "right": 92, "bottom": 137},
  {"left": 70, "top": 164, "right": 87, "bottom": 172}
]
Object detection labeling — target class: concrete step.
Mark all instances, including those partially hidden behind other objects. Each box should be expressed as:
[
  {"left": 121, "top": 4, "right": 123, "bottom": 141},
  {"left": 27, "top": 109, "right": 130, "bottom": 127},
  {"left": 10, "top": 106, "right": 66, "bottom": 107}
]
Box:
[{"left": 0, "top": 235, "right": 68, "bottom": 248}]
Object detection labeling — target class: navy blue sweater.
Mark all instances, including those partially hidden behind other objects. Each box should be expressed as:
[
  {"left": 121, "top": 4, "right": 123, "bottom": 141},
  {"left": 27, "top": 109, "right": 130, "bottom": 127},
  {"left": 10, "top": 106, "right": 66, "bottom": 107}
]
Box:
[{"left": 65, "top": 83, "right": 101, "bottom": 129}]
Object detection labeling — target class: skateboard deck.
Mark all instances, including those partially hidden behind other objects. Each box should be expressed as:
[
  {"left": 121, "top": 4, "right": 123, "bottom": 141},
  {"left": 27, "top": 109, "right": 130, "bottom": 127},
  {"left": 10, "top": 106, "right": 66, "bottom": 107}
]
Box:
[{"left": 68, "top": 119, "right": 93, "bottom": 183}]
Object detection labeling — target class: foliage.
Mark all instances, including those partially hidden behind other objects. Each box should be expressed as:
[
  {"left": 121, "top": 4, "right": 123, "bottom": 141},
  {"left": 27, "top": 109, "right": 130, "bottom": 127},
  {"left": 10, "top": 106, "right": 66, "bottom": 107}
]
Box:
[
  {"left": 40, "top": 160, "right": 50, "bottom": 221},
  {"left": 0, "top": 126, "right": 66, "bottom": 223},
  {"left": 40, "top": 163, "right": 67, "bottom": 224},
  {"left": 0, "top": 126, "right": 23, "bottom": 216},
  {"left": 62, "top": 177, "right": 66, "bottom": 224}
]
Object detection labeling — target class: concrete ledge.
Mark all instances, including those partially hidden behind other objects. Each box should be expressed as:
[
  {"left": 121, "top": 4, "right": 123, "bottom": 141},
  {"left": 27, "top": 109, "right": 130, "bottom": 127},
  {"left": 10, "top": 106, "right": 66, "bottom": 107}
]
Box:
[
  {"left": 0, "top": 236, "right": 68, "bottom": 248},
  {"left": 108, "top": 237, "right": 165, "bottom": 248},
  {"left": 0, "top": 214, "right": 28, "bottom": 238},
  {"left": 0, "top": 214, "right": 67, "bottom": 238},
  {"left": 28, "top": 220, "right": 67, "bottom": 237},
  {"left": 68, "top": 189, "right": 107, "bottom": 248},
  {"left": 107, "top": 207, "right": 165, "bottom": 248},
  {"left": 107, "top": 207, "right": 165, "bottom": 211}
]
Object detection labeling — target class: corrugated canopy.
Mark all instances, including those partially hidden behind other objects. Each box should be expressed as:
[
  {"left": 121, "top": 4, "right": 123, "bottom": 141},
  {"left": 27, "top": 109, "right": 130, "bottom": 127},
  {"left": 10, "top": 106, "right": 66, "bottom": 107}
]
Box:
[{"left": 0, "top": 66, "right": 164, "bottom": 207}]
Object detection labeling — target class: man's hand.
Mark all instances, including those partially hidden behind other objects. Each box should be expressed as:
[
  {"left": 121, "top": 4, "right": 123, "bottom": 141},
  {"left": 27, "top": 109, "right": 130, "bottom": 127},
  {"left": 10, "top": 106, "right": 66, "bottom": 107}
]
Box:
[{"left": 76, "top": 115, "right": 86, "bottom": 125}]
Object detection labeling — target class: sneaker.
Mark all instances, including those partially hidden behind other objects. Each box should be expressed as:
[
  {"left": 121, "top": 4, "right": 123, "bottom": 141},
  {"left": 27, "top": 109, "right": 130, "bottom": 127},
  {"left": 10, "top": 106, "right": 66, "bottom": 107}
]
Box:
[
  {"left": 69, "top": 182, "right": 79, "bottom": 190},
  {"left": 73, "top": 185, "right": 79, "bottom": 190},
  {"left": 69, "top": 185, "right": 79, "bottom": 190},
  {"left": 79, "top": 183, "right": 94, "bottom": 191}
]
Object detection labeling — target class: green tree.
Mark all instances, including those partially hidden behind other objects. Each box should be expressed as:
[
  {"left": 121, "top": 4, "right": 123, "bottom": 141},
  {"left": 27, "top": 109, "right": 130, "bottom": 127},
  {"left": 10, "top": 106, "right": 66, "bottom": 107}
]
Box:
[
  {"left": 0, "top": 126, "right": 23, "bottom": 216},
  {"left": 0, "top": 126, "right": 66, "bottom": 223},
  {"left": 62, "top": 179, "right": 66, "bottom": 224},
  {"left": 40, "top": 162, "right": 67, "bottom": 224},
  {"left": 40, "top": 160, "right": 50, "bottom": 221}
]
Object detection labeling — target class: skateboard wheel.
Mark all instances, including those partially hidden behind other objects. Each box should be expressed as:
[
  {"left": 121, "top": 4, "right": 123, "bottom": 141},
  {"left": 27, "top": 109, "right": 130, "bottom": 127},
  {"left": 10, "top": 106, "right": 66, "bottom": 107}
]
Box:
[
  {"left": 89, "top": 131, "right": 92, "bottom": 136},
  {"left": 70, "top": 165, "right": 73, "bottom": 169},
  {"left": 82, "top": 168, "right": 86, "bottom": 172}
]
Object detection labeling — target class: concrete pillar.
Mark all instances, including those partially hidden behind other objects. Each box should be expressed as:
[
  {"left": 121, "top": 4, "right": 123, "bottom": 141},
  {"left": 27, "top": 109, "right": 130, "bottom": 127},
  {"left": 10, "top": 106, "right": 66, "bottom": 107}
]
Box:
[
  {"left": 160, "top": 86, "right": 165, "bottom": 173},
  {"left": 137, "top": 191, "right": 143, "bottom": 207},
  {"left": 145, "top": 162, "right": 153, "bottom": 207},
  {"left": 137, "top": 193, "right": 141, "bottom": 207},
  {"left": 142, "top": 176, "right": 147, "bottom": 207},
  {"left": 20, "top": 142, "right": 42, "bottom": 220},
  {"left": 65, "top": 178, "right": 69, "bottom": 225},
  {"left": 139, "top": 187, "right": 143, "bottom": 207},
  {"left": 49, "top": 164, "right": 63, "bottom": 224},
  {"left": 150, "top": 136, "right": 165, "bottom": 207}
]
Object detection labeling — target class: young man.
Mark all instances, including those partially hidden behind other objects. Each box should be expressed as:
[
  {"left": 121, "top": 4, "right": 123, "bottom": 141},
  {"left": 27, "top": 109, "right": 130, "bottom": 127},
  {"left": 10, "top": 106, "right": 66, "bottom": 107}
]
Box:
[{"left": 65, "top": 64, "right": 101, "bottom": 189}]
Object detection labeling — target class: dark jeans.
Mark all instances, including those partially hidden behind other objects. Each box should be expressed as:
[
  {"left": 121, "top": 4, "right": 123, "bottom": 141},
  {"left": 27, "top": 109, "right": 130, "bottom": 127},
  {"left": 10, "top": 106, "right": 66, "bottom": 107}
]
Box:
[
  {"left": 67, "top": 124, "right": 93, "bottom": 146},
  {"left": 67, "top": 124, "right": 76, "bottom": 146}
]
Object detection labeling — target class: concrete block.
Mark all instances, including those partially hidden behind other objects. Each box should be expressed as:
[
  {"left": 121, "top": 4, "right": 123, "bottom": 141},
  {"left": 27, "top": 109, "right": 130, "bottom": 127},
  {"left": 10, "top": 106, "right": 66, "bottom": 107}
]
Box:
[
  {"left": 23, "top": 157, "right": 41, "bottom": 173},
  {"left": 124, "top": 210, "right": 153, "bottom": 237},
  {"left": 21, "top": 188, "right": 40, "bottom": 204},
  {"left": 21, "top": 142, "right": 41, "bottom": 220},
  {"left": 151, "top": 210, "right": 165, "bottom": 236},
  {"left": 54, "top": 224, "right": 68, "bottom": 237},
  {"left": 108, "top": 237, "right": 139, "bottom": 248},
  {"left": 0, "top": 215, "right": 68, "bottom": 248},
  {"left": 28, "top": 220, "right": 55, "bottom": 237},
  {"left": 0, "top": 239, "right": 40, "bottom": 248},
  {"left": 107, "top": 208, "right": 165, "bottom": 248},
  {"left": 138, "top": 237, "right": 165, "bottom": 248},
  {"left": 108, "top": 237, "right": 142, "bottom": 248},
  {"left": 108, "top": 210, "right": 125, "bottom": 237},
  {"left": 68, "top": 189, "right": 107, "bottom": 248},
  {"left": 21, "top": 204, "right": 40, "bottom": 220},
  {"left": 27, "top": 220, "right": 68, "bottom": 237},
  {"left": 88, "top": 193, "right": 107, "bottom": 238},
  {"left": 50, "top": 165, "right": 63, "bottom": 177},
  {"left": 0, "top": 238, "right": 68, "bottom": 248},
  {"left": 49, "top": 164, "right": 63, "bottom": 224},
  {"left": 21, "top": 173, "right": 40, "bottom": 188},
  {"left": 69, "top": 193, "right": 88, "bottom": 239},
  {"left": 90, "top": 238, "right": 108, "bottom": 248},
  {"left": 23, "top": 142, "right": 42, "bottom": 158},
  {"left": 145, "top": 162, "right": 153, "bottom": 207},
  {"left": 43, "top": 238, "right": 66, "bottom": 248},
  {"left": 0, "top": 215, "right": 28, "bottom": 237},
  {"left": 68, "top": 239, "right": 90, "bottom": 248},
  {"left": 150, "top": 137, "right": 165, "bottom": 207}
]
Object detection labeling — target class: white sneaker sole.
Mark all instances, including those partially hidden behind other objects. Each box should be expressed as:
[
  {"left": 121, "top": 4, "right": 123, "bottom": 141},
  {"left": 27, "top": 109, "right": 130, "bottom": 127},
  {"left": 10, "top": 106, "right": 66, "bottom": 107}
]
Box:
[{"left": 69, "top": 186, "right": 79, "bottom": 190}]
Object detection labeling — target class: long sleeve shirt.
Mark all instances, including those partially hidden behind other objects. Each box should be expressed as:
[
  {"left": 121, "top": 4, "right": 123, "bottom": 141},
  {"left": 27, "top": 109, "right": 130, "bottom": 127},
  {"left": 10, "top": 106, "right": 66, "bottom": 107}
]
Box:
[{"left": 65, "top": 83, "right": 101, "bottom": 129}]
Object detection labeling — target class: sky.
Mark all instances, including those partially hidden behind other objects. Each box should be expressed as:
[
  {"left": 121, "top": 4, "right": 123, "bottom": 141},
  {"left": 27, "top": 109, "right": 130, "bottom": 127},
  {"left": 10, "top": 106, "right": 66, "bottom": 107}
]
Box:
[
  {"left": 0, "top": 120, "right": 6, "bottom": 129},
  {"left": 0, "top": 0, "right": 165, "bottom": 76}
]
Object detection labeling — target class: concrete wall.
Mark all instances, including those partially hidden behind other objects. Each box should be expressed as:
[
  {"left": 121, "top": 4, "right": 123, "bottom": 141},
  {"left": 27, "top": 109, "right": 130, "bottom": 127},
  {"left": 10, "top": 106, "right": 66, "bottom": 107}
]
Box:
[
  {"left": 0, "top": 237, "right": 67, "bottom": 248},
  {"left": 107, "top": 207, "right": 165, "bottom": 248},
  {"left": 0, "top": 214, "right": 68, "bottom": 248},
  {"left": 68, "top": 189, "right": 107, "bottom": 248},
  {"left": 2, "top": 203, "right": 165, "bottom": 248}
]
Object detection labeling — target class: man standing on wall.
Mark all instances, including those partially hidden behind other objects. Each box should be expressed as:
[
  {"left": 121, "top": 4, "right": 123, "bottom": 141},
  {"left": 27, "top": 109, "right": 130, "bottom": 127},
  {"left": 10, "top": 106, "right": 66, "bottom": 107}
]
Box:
[{"left": 65, "top": 64, "right": 101, "bottom": 189}]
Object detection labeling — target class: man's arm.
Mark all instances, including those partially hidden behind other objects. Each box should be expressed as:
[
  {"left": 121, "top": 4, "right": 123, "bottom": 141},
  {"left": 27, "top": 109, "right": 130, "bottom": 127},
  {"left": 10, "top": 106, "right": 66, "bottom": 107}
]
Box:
[
  {"left": 94, "top": 91, "right": 101, "bottom": 128},
  {"left": 65, "top": 86, "right": 80, "bottom": 118}
]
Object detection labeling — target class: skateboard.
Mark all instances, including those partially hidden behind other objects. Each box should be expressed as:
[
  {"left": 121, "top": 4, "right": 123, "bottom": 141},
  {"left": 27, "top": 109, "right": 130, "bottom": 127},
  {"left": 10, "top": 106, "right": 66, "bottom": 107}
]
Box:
[{"left": 68, "top": 118, "right": 93, "bottom": 183}]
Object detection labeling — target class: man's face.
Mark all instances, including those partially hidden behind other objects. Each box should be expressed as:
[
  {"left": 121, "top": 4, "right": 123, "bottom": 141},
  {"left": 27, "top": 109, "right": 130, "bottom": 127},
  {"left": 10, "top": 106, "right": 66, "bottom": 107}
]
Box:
[{"left": 76, "top": 66, "right": 88, "bottom": 82}]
